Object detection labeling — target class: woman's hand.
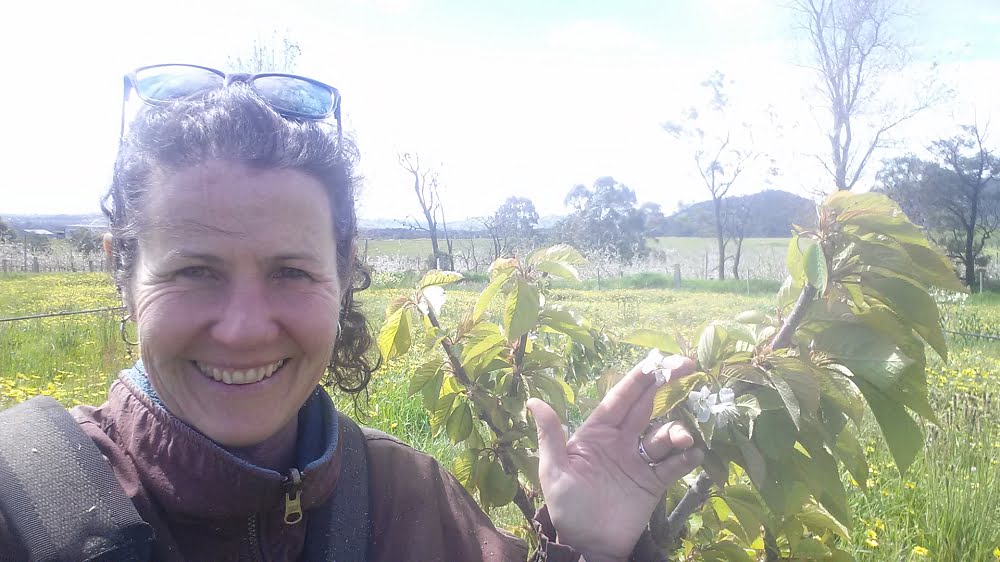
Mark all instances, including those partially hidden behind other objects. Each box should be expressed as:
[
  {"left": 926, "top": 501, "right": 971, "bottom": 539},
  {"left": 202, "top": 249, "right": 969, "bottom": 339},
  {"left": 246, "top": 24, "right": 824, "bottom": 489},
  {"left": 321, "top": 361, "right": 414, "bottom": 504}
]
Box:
[{"left": 527, "top": 356, "right": 703, "bottom": 562}]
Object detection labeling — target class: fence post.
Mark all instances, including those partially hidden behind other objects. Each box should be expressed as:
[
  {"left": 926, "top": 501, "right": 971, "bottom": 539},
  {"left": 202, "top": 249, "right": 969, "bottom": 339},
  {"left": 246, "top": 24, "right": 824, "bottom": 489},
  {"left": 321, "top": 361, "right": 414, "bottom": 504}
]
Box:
[
  {"left": 32, "top": 257, "right": 39, "bottom": 273},
  {"left": 704, "top": 251, "right": 709, "bottom": 280},
  {"left": 980, "top": 270, "right": 984, "bottom": 294},
  {"left": 673, "top": 264, "right": 682, "bottom": 289},
  {"left": 1, "top": 259, "right": 6, "bottom": 273},
  {"left": 88, "top": 260, "right": 94, "bottom": 272}
]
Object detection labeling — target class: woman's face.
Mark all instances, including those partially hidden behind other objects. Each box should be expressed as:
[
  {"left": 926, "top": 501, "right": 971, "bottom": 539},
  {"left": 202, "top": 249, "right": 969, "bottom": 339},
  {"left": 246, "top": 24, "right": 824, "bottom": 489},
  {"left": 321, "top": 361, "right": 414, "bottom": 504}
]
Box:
[{"left": 129, "top": 161, "right": 342, "bottom": 447}]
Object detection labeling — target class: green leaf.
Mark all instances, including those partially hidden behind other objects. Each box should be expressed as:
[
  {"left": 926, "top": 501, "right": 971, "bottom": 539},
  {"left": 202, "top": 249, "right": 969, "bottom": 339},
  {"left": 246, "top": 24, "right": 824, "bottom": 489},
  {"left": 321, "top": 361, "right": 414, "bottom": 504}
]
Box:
[
  {"left": 825, "top": 190, "right": 900, "bottom": 215},
  {"left": 735, "top": 310, "right": 767, "bottom": 324},
  {"left": 791, "top": 537, "right": 831, "bottom": 559},
  {"left": 802, "top": 237, "right": 828, "bottom": 293},
  {"left": 701, "top": 448, "right": 730, "bottom": 486},
  {"left": 900, "top": 241, "right": 965, "bottom": 292},
  {"left": 530, "top": 373, "right": 575, "bottom": 418},
  {"left": 418, "top": 269, "right": 464, "bottom": 289},
  {"left": 452, "top": 449, "right": 480, "bottom": 491},
  {"left": 702, "top": 540, "right": 754, "bottom": 562},
  {"left": 721, "top": 485, "right": 764, "bottom": 544},
  {"left": 766, "top": 370, "right": 802, "bottom": 430},
  {"left": 833, "top": 424, "right": 869, "bottom": 489},
  {"left": 535, "top": 259, "right": 580, "bottom": 281},
  {"left": 812, "top": 323, "right": 914, "bottom": 392},
  {"left": 798, "top": 432, "right": 850, "bottom": 526},
  {"left": 732, "top": 429, "right": 768, "bottom": 491},
  {"left": 539, "top": 306, "right": 594, "bottom": 349},
  {"left": 475, "top": 270, "right": 512, "bottom": 321},
  {"left": 862, "top": 273, "right": 947, "bottom": 361},
  {"left": 420, "top": 369, "right": 445, "bottom": 410},
  {"left": 478, "top": 458, "right": 518, "bottom": 507},
  {"left": 752, "top": 409, "right": 797, "bottom": 460},
  {"left": 622, "top": 328, "right": 681, "bottom": 354},
  {"left": 461, "top": 330, "right": 507, "bottom": 364},
  {"left": 446, "top": 400, "right": 474, "bottom": 444},
  {"left": 526, "top": 244, "right": 586, "bottom": 266},
  {"left": 509, "top": 448, "right": 540, "bottom": 490},
  {"left": 429, "top": 392, "right": 458, "bottom": 436},
  {"left": 777, "top": 275, "right": 803, "bottom": 312},
  {"left": 798, "top": 501, "right": 850, "bottom": 539},
  {"left": 787, "top": 234, "right": 805, "bottom": 286},
  {"left": 769, "top": 358, "right": 821, "bottom": 418},
  {"left": 855, "top": 378, "right": 923, "bottom": 473},
  {"left": 378, "top": 306, "right": 412, "bottom": 360},
  {"left": 408, "top": 360, "right": 444, "bottom": 397},
  {"left": 651, "top": 372, "right": 705, "bottom": 418},
  {"left": 697, "top": 324, "right": 728, "bottom": 370},
  {"left": 503, "top": 277, "right": 540, "bottom": 342},
  {"left": 842, "top": 212, "right": 928, "bottom": 246},
  {"left": 816, "top": 367, "right": 864, "bottom": 426}
]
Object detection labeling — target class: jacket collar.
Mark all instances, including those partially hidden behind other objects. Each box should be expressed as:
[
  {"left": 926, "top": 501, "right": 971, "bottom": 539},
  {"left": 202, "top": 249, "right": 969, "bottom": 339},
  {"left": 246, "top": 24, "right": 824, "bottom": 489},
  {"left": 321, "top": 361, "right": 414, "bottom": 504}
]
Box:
[{"left": 105, "top": 363, "right": 342, "bottom": 522}]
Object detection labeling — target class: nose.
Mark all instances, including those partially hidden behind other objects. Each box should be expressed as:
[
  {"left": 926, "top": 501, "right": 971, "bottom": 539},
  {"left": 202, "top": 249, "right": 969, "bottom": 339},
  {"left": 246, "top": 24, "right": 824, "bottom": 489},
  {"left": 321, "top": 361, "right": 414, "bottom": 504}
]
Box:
[{"left": 209, "top": 279, "right": 281, "bottom": 349}]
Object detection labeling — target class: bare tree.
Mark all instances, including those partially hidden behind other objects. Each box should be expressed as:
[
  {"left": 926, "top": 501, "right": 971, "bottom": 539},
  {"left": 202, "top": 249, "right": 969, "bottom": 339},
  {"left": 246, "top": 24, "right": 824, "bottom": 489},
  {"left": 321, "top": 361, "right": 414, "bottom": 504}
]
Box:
[
  {"left": 791, "top": 0, "right": 938, "bottom": 191},
  {"left": 664, "top": 72, "right": 761, "bottom": 280},
  {"left": 398, "top": 153, "right": 453, "bottom": 269},
  {"left": 722, "top": 198, "right": 753, "bottom": 280},
  {"left": 227, "top": 30, "right": 302, "bottom": 73}
]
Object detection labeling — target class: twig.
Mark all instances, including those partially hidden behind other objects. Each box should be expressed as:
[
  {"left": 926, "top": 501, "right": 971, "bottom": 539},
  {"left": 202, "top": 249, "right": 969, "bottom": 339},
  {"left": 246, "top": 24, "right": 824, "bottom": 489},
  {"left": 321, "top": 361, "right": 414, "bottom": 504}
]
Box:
[
  {"left": 664, "top": 471, "right": 713, "bottom": 548},
  {"left": 661, "top": 284, "right": 817, "bottom": 552},
  {"left": 772, "top": 284, "right": 817, "bottom": 350},
  {"left": 424, "top": 306, "right": 537, "bottom": 525}
]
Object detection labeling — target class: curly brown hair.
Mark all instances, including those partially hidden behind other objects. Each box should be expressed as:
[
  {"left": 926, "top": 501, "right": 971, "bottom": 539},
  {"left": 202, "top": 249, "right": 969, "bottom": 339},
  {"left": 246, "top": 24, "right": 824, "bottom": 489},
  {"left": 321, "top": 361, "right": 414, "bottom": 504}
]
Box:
[{"left": 101, "top": 84, "right": 379, "bottom": 394}]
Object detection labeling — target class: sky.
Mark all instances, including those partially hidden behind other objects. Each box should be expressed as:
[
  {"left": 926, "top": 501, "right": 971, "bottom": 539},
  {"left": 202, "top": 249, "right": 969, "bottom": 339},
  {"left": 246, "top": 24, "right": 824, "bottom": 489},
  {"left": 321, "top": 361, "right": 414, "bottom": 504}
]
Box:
[{"left": 1, "top": 0, "right": 999, "bottom": 222}]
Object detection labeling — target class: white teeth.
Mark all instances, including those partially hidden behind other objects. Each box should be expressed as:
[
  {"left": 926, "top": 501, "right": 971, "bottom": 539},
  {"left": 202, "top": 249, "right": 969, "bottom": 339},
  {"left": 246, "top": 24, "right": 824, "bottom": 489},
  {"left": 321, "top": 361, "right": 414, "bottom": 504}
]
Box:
[{"left": 195, "top": 360, "right": 284, "bottom": 385}]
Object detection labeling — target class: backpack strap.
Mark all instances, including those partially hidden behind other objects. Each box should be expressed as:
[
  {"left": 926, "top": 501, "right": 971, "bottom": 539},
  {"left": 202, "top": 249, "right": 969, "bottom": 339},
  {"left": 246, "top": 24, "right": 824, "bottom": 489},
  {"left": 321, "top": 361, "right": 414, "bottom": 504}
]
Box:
[
  {"left": 0, "top": 396, "right": 153, "bottom": 562},
  {"left": 304, "top": 411, "right": 371, "bottom": 561}
]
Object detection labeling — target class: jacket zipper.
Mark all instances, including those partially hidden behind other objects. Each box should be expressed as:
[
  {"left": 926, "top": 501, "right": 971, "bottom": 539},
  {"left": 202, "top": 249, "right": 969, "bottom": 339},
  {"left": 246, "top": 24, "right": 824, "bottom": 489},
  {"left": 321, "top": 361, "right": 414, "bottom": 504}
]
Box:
[
  {"left": 246, "top": 468, "right": 304, "bottom": 560},
  {"left": 246, "top": 514, "right": 263, "bottom": 562},
  {"left": 283, "top": 467, "right": 304, "bottom": 524}
]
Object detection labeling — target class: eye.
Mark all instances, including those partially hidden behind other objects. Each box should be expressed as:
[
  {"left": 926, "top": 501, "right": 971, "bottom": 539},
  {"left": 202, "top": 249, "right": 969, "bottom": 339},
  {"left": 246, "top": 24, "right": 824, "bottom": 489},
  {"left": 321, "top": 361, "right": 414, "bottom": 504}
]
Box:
[
  {"left": 276, "top": 267, "right": 313, "bottom": 280},
  {"left": 177, "top": 266, "right": 215, "bottom": 279}
]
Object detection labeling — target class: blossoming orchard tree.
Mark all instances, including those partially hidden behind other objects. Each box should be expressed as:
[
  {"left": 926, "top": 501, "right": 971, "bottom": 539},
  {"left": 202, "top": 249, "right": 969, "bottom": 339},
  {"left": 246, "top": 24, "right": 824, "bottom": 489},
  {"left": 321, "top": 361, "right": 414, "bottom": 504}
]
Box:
[{"left": 379, "top": 191, "right": 963, "bottom": 560}]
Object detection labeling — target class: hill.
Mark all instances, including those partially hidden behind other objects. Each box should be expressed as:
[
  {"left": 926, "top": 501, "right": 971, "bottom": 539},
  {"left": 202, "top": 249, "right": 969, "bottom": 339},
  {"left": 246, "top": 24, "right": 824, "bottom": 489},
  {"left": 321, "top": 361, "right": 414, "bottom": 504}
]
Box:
[{"left": 658, "top": 190, "right": 814, "bottom": 237}]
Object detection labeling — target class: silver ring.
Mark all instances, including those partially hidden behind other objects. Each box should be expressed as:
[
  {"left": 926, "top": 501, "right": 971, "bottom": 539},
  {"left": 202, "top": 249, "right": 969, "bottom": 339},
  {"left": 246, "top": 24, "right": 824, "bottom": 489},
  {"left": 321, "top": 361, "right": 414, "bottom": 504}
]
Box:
[{"left": 638, "top": 435, "right": 661, "bottom": 467}]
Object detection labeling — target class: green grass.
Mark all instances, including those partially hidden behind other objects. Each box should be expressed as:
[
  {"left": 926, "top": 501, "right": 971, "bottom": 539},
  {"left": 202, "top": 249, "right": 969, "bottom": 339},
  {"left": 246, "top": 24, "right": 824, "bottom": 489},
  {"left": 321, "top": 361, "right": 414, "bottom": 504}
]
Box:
[{"left": 2, "top": 272, "right": 1000, "bottom": 560}]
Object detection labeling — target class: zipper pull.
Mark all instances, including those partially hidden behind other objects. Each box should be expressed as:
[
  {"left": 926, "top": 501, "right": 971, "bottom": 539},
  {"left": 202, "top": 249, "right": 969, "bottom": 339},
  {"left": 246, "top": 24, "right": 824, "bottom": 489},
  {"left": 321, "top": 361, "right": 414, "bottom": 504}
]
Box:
[{"left": 283, "top": 468, "right": 304, "bottom": 525}]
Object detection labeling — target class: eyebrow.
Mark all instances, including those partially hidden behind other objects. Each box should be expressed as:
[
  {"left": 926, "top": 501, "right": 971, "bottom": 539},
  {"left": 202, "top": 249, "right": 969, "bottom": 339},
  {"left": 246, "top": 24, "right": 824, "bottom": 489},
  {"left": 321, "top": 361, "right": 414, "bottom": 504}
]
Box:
[{"left": 164, "top": 250, "right": 324, "bottom": 264}]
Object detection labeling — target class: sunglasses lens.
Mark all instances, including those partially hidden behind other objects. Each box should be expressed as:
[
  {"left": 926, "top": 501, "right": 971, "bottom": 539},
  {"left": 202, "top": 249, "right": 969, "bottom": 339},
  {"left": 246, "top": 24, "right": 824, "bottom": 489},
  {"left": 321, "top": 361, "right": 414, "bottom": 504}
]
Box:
[
  {"left": 134, "top": 65, "right": 224, "bottom": 102},
  {"left": 252, "top": 76, "right": 335, "bottom": 118}
]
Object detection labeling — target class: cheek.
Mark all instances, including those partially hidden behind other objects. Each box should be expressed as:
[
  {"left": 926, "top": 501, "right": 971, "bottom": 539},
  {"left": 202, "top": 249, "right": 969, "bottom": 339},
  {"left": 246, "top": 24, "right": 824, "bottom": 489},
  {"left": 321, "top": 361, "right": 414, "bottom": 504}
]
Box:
[{"left": 274, "top": 291, "right": 341, "bottom": 351}]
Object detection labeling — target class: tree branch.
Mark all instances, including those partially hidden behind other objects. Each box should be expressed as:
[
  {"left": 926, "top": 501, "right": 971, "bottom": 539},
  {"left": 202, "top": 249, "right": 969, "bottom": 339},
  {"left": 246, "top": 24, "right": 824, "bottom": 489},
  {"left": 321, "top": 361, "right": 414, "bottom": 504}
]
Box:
[
  {"left": 664, "top": 471, "right": 714, "bottom": 548},
  {"left": 423, "top": 306, "right": 537, "bottom": 525}
]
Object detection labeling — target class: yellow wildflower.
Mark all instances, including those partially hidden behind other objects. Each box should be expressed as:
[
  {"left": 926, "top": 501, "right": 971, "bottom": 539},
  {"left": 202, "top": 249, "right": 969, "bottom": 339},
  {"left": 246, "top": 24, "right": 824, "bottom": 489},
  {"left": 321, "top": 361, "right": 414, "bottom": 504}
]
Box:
[
  {"left": 912, "top": 546, "right": 929, "bottom": 557},
  {"left": 866, "top": 529, "right": 878, "bottom": 540},
  {"left": 865, "top": 538, "right": 879, "bottom": 548}
]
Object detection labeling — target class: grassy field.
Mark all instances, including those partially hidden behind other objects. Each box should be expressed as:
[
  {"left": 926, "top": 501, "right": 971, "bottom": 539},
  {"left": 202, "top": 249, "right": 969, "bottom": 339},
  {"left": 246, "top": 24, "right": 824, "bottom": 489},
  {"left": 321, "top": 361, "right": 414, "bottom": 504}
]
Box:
[{"left": 1, "top": 272, "right": 998, "bottom": 561}]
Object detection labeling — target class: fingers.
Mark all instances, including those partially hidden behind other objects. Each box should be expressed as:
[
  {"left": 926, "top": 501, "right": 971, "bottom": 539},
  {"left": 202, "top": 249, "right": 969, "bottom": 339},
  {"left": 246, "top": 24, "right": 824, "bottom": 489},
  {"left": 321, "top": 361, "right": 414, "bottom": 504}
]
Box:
[
  {"left": 640, "top": 421, "right": 695, "bottom": 462},
  {"left": 587, "top": 363, "right": 657, "bottom": 427},
  {"left": 619, "top": 356, "right": 697, "bottom": 433},
  {"left": 651, "top": 446, "right": 704, "bottom": 483},
  {"left": 527, "top": 398, "right": 568, "bottom": 477}
]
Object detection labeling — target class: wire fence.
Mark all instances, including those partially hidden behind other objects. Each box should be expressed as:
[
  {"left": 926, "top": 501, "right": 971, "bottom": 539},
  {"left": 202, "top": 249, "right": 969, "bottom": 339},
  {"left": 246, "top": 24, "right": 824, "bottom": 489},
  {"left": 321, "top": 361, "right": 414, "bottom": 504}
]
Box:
[{"left": 0, "top": 306, "right": 125, "bottom": 324}]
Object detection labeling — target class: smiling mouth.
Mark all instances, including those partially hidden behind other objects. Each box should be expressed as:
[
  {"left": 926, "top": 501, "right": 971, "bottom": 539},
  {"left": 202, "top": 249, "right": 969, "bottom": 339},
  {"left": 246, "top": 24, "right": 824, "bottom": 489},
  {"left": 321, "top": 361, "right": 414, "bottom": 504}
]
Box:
[{"left": 192, "top": 359, "right": 288, "bottom": 385}]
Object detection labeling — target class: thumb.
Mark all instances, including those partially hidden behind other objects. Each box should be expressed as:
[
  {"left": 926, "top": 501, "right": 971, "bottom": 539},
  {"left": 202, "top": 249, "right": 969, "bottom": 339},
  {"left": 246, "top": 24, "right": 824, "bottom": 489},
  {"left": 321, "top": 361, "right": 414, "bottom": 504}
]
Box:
[{"left": 527, "top": 398, "right": 568, "bottom": 476}]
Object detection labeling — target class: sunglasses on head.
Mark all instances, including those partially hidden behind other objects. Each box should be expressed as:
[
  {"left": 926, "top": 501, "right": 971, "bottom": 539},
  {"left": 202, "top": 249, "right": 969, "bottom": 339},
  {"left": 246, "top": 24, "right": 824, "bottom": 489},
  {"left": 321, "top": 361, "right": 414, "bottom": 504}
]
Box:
[{"left": 120, "top": 63, "right": 342, "bottom": 143}]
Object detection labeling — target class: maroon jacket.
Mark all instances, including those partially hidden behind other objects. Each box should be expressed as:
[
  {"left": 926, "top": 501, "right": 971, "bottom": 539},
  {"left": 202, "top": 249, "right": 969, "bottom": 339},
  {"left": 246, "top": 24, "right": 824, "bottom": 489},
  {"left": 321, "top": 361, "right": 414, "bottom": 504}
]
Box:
[{"left": 0, "top": 371, "right": 586, "bottom": 561}]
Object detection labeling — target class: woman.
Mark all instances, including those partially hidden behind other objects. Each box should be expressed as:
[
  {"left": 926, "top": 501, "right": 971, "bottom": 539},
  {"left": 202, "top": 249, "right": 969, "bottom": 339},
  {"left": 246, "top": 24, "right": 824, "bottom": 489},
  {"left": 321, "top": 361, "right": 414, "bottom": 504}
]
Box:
[{"left": 0, "top": 65, "right": 703, "bottom": 561}]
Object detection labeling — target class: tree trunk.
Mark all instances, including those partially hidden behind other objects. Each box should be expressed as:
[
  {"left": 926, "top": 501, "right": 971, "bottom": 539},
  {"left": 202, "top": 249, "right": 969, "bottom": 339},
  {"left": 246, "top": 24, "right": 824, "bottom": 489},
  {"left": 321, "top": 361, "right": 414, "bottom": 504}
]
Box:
[
  {"left": 964, "top": 184, "right": 980, "bottom": 284},
  {"left": 713, "top": 197, "right": 726, "bottom": 280},
  {"left": 731, "top": 237, "right": 744, "bottom": 280}
]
